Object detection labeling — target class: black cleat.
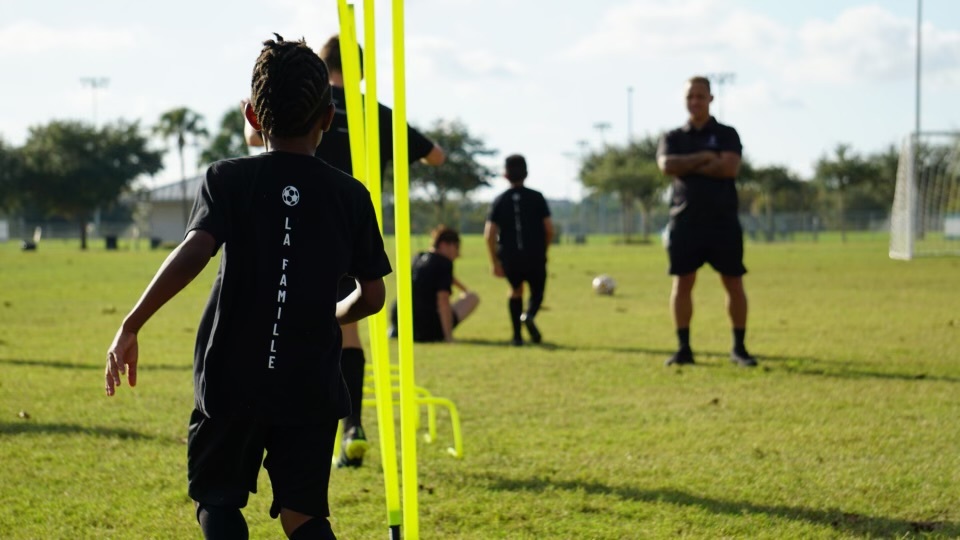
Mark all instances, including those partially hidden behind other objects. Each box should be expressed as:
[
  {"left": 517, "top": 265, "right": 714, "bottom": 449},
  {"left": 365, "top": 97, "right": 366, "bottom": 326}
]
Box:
[
  {"left": 730, "top": 348, "right": 758, "bottom": 367},
  {"left": 511, "top": 337, "right": 524, "bottom": 347},
  {"left": 335, "top": 426, "right": 369, "bottom": 468},
  {"left": 520, "top": 313, "right": 541, "bottom": 344},
  {"left": 665, "top": 348, "right": 695, "bottom": 367}
]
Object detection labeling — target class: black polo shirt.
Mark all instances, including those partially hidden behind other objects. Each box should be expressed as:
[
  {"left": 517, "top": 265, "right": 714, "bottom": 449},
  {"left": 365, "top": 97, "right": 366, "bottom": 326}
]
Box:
[
  {"left": 186, "top": 151, "right": 392, "bottom": 423},
  {"left": 486, "top": 186, "right": 551, "bottom": 262},
  {"left": 317, "top": 86, "right": 436, "bottom": 177},
  {"left": 657, "top": 116, "right": 742, "bottom": 216},
  {"left": 410, "top": 251, "right": 453, "bottom": 342}
]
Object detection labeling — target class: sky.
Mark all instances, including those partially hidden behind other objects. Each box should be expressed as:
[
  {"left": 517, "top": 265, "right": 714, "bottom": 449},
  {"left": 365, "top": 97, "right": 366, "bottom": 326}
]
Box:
[{"left": 2, "top": 0, "right": 959, "bottom": 202}]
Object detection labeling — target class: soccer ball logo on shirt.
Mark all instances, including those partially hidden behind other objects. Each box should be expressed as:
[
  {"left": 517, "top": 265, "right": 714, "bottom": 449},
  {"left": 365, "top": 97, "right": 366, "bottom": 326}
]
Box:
[{"left": 281, "top": 186, "right": 300, "bottom": 207}]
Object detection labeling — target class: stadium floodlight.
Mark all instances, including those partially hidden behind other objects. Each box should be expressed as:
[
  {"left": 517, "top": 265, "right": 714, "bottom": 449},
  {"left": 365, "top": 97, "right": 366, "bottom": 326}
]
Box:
[{"left": 889, "top": 131, "right": 960, "bottom": 260}]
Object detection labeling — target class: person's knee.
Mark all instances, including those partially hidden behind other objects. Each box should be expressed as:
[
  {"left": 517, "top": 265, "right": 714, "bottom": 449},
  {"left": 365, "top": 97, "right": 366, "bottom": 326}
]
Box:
[
  {"left": 288, "top": 517, "right": 336, "bottom": 540},
  {"left": 340, "top": 321, "right": 362, "bottom": 348},
  {"left": 196, "top": 504, "right": 248, "bottom": 540}
]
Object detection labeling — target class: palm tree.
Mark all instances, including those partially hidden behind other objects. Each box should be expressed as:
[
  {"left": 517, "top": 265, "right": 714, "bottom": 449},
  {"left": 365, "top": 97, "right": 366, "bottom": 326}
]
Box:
[{"left": 154, "top": 108, "right": 208, "bottom": 228}]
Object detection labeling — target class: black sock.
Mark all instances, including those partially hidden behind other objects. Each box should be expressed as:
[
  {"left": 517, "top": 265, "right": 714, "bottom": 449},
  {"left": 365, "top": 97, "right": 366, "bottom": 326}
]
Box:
[
  {"left": 340, "top": 347, "right": 365, "bottom": 432},
  {"left": 509, "top": 297, "right": 523, "bottom": 340},
  {"left": 677, "top": 328, "right": 690, "bottom": 351},
  {"left": 197, "top": 505, "right": 248, "bottom": 540},
  {"left": 733, "top": 328, "right": 746, "bottom": 352}
]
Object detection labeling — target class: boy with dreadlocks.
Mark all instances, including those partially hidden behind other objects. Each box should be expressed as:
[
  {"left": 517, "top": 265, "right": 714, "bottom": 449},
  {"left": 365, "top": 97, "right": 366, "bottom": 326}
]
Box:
[
  {"left": 247, "top": 34, "right": 445, "bottom": 469},
  {"left": 104, "top": 35, "right": 390, "bottom": 539}
]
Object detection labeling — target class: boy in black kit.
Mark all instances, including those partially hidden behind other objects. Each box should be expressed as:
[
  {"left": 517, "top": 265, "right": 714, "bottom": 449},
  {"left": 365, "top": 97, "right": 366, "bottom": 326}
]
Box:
[
  {"left": 104, "top": 35, "right": 391, "bottom": 540},
  {"left": 246, "top": 34, "right": 445, "bottom": 469},
  {"left": 484, "top": 154, "right": 554, "bottom": 345}
]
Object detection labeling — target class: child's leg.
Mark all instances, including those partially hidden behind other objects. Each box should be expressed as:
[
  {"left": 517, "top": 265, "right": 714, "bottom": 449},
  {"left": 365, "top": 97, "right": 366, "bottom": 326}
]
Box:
[
  {"left": 196, "top": 504, "right": 248, "bottom": 540},
  {"left": 525, "top": 264, "right": 547, "bottom": 320}
]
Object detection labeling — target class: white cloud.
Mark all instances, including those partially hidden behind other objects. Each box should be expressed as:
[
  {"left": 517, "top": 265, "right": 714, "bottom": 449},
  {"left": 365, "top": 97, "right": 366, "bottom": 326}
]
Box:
[
  {"left": 0, "top": 21, "right": 139, "bottom": 56},
  {"left": 563, "top": 0, "right": 789, "bottom": 61},
  {"left": 409, "top": 35, "right": 524, "bottom": 80}
]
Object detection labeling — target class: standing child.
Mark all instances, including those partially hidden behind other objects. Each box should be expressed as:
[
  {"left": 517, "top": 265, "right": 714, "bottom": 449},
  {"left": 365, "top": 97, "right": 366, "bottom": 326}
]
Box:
[
  {"left": 484, "top": 154, "right": 554, "bottom": 345},
  {"left": 246, "top": 34, "right": 445, "bottom": 468},
  {"left": 104, "top": 35, "right": 391, "bottom": 539}
]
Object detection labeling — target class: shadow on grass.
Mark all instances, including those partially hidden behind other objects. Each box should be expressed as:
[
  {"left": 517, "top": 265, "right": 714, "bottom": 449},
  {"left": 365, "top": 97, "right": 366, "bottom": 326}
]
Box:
[
  {"left": 454, "top": 338, "right": 579, "bottom": 351},
  {"left": 476, "top": 474, "right": 957, "bottom": 536},
  {"left": 0, "top": 357, "right": 190, "bottom": 372},
  {"left": 575, "top": 347, "right": 960, "bottom": 383},
  {"left": 0, "top": 421, "right": 155, "bottom": 440}
]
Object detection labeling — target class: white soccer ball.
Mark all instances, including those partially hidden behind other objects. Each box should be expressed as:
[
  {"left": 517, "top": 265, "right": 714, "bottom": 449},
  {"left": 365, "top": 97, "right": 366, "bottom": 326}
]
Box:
[{"left": 592, "top": 274, "right": 616, "bottom": 295}]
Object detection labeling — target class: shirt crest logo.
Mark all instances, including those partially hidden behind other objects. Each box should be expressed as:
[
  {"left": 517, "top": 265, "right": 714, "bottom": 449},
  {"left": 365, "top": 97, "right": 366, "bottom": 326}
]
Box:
[{"left": 281, "top": 186, "right": 300, "bottom": 207}]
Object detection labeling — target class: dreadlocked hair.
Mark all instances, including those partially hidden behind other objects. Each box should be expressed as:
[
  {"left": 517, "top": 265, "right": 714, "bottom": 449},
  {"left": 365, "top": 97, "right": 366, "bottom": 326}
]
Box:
[{"left": 251, "top": 33, "right": 331, "bottom": 138}]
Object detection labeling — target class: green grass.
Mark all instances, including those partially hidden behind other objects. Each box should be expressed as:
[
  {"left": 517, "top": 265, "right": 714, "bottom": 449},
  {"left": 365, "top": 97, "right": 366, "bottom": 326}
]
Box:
[{"left": 1, "top": 235, "right": 959, "bottom": 539}]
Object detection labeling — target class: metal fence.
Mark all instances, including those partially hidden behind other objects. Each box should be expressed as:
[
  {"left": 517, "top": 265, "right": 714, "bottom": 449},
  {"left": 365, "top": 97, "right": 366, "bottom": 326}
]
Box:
[{"left": 1, "top": 205, "right": 893, "bottom": 247}]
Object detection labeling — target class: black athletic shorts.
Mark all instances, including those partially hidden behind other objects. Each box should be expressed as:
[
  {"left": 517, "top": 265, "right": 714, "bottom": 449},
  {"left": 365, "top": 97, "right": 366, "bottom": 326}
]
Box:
[
  {"left": 667, "top": 211, "right": 747, "bottom": 276},
  {"left": 501, "top": 257, "right": 547, "bottom": 291},
  {"left": 187, "top": 409, "right": 338, "bottom": 519}
]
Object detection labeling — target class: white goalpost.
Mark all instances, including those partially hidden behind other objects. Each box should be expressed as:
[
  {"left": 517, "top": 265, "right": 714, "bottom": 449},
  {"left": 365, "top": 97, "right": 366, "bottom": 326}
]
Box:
[{"left": 889, "top": 131, "right": 960, "bottom": 260}]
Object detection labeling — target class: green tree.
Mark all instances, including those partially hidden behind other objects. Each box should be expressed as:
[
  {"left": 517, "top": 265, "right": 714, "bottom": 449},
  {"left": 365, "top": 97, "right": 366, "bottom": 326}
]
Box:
[
  {"left": 200, "top": 107, "right": 248, "bottom": 165},
  {"left": 0, "top": 137, "right": 24, "bottom": 213},
  {"left": 409, "top": 120, "right": 496, "bottom": 224},
  {"left": 154, "top": 107, "right": 208, "bottom": 228},
  {"left": 580, "top": 136, "right": 664, "bottom": 242},
  {"left": 814, "top": 143, "right": 876, "bottom": 242},
  {"left": 18, "top": 120, "right": 162, "bottom": 249},
  {"left": 739, "top": 163, "right": 806, "bottom": 241}
]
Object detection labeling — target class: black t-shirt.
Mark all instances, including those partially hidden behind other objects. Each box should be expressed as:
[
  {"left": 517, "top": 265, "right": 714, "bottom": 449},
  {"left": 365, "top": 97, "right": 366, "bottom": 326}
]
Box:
[
  {"left": 186, "top": 151, "right": 392, "bottom": 422},
  {"left": 486, "top": 186, "right": 551, "bottom": 262},
  {"left": 316, "top": 86, "right": 435, "bottom": 177},
  {"left": 410, "top": 251, "right": 453, "bottom": 342},
  {"left": 657, "top": 116, "right": 742, "bottom": 216}
]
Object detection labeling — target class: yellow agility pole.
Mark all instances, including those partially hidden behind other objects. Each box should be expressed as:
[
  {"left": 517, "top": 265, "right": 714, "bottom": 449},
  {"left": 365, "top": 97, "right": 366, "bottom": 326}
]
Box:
[
  {"left": 390, "top": 0, "right": 422, "bottom": 537},
  {"left": 337, "top": 2, "right": 403, "bottom": 537}
]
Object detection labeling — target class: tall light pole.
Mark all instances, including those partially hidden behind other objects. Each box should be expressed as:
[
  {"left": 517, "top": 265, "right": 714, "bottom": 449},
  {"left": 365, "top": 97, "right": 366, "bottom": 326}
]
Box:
[
  {"left": 915, "top": 0, "right": 922, "bottom": 138},
  {"left": 80, "top": 77, "right": 110, "bottom": 127},
  {"left": 627, "top": 86, "right": 634, "bottom": 143},
  {"left": 705, "top": 72, "right": 735, "bottom": 121},
  {"left": 593, "top": 121, "right": 611, "bottom": 147}
]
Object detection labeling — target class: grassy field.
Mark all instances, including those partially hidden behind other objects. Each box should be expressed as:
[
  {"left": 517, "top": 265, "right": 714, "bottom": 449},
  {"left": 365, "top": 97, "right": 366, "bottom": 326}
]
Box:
[{"left": 1, "top": 234, "right": 959, "bottom": 539}]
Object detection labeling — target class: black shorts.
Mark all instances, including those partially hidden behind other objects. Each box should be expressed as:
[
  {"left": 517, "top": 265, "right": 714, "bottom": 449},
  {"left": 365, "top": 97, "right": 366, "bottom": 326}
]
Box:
[
  {"left": 412, "top": 310, "right": 460, "bottom": 343},
  {"left": 187, "top": 409, "right": 338, "bottom": 519},
  {"left": 501, "top": 257, "right": 547, "bottom": 291},
  {"left": 667, "top": 213, "right": 747, "bottom": 276}
]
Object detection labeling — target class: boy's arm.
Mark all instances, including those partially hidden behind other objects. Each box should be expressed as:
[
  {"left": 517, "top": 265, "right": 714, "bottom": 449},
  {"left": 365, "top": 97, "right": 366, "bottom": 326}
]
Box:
[
  {"left": 452, "top": 276, "right": 469, "bottom": 292},
  {"left": 421, "top": 145, "right": 445, "bottom": 166},
  {"left": 543, "top": 216, "right": 555, "bottom": 254},
  {"left": 436, "top": 290, "right": 455, "bottom": 342},
  {"left": 336, "top": 277, "right": 386, "bottom": 325},
  {"left": 483, "top": 221, "right": 504, "bottom": 277},
  {"left": 105, "top": 230, "right": 216, "bottom": 396}
]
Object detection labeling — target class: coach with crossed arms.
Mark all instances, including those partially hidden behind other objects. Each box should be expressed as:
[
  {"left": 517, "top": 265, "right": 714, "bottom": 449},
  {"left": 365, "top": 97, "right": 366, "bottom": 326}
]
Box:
[{"left": 656, "top": 75, "right": 757, "bottom": 368}]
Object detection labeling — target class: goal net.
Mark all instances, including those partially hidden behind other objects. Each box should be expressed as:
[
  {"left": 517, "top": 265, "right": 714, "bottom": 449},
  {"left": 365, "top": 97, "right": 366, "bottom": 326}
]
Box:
[{"left": 889, "top": 132, "right": 960, "bottom": 259}]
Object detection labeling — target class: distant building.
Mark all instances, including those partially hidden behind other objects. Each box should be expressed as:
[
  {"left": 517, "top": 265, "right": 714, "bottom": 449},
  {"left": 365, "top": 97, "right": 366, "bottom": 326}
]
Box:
[{"left": 146, "top": 175, "right": 203, "bottom": 243}]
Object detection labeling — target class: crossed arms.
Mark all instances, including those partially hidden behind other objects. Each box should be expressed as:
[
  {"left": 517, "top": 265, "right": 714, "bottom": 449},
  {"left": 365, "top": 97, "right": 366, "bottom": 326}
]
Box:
[{"left": 657, "top": 150, "right": 741, "bottom": 179}]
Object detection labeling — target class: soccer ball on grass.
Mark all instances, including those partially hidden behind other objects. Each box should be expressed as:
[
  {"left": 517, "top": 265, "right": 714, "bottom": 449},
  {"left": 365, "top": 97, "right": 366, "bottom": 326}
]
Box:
[{"left": 592, "top": 274, "right": 616, "bottom": 295}]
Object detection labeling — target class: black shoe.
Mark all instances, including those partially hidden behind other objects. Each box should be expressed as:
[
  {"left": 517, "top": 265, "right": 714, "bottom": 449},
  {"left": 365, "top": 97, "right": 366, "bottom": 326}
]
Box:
[
  {"left": 511, "top": 337, "right": 524, "bottom": 347},
  {"left": 520, "top": 313, "right": 541, "bottom": 344},
  {"left": 665, "top": 348, "right": 695, "bottom": 366},
  {"left": 730, "top": 348, "right": 758, "bottom": 367},
  {"left": 336, "top": 426, "right": 369, "bottom": 468},
  {"left": 387, "top": 325, "right": 398, "bottom": 339}
]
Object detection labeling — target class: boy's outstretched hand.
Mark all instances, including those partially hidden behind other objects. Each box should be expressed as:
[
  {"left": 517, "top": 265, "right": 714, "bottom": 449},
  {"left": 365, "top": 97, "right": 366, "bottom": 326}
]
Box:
[{"left": 105, "top": 328, "right": 139, "bottom": 396}]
